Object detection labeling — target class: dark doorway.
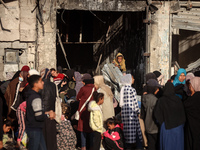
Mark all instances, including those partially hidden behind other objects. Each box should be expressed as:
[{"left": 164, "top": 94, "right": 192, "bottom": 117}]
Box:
[{"left": 56, "top": 10, "right": 146, "bottom": 92}]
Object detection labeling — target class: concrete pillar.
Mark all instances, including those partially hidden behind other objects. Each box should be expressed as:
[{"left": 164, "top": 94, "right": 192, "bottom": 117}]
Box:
[
  {"left": 36, "top": 0, "right": 57, "bottom": 71},
  {"left": 149, "top": 2, "right": 172, "bottom": 81}
]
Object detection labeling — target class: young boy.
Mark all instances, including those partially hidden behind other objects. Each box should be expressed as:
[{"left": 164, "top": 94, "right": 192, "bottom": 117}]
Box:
[
  {"left": 26, "top": 75, "right": 55, "bottom": 150},
  {"left": 141, "top": 79, "right": 161, "bottom": 150}
]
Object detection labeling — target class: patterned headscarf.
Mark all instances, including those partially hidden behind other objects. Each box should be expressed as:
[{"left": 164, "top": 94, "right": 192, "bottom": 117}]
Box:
[
  {"left": 120, "top": 74, "right": 132, "bottom": 86},
  {"left": 190, "top": 77, "right": 200, "bottom": 92},
  {"left": 173, "top": 68, "right": 187, "bottom": 86}
]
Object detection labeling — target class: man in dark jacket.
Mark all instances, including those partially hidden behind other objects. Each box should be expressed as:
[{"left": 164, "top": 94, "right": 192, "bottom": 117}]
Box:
[
  {"left": 40, "top": 68, "right": 57, "bottom": 150},
  {"left": 26, "top": 75, "right": 55, "bottom": 150}
]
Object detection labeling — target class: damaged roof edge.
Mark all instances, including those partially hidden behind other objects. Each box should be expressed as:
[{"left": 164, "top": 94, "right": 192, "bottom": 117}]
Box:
[{"left": 57, "top": 1, "right": 147, "bottom": 12}]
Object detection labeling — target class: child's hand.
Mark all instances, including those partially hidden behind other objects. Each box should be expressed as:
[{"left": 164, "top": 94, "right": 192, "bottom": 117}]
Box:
[{"left": 61, "top": 81, "right": 67, "bottom": 87}]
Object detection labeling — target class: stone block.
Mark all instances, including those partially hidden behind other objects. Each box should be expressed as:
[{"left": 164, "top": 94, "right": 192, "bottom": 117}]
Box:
[
  {"left": 1, "top": 16, "right": 19, "bottom": 30},
  {"left": 12, "top": 41, "right": 28, "bottom": 49},
  {"left": 0, "top": 5, "right": 5, "bottom": 18},
  {"left": 20, "top": 6, "right": 36, "bottom": 19},
  {"left": 0, "top": 48, "right": 5, "bottom": 56},
  {"left": 20, "top": 18, "right": 36, "bottom": 30},
  {"left": 0, "top": 29, "right": 20, "bottom": 41},
  {"left": 19, "top": 57, "right": 27, "bottom": 64},
  {"left": 20, "top": 29, "right": 36, "bottom": 42},
  {"left": 4, "top": 64, "right": 19, "bottom": 73},
  {"left": 0, "top": 42, "right": 12, "bottom": 48},
  {"left": 19, "top": 0, "right": 35, "bottom": 7},
  {"left": 0, "top": 64, "right": 4, "bottom": 72},
  {"left": 4, "top": 1, "right": 20, "bottom": 20}
]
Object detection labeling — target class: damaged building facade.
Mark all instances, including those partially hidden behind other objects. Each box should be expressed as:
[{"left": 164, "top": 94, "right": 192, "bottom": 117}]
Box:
[{"left": 0, "top": 0, "right": 200, "bottom": 88}]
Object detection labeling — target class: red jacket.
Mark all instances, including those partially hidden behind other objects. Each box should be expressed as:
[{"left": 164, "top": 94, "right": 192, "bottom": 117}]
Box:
[{"left": 76, "top": 84, "right": 96, "bottom": 132}]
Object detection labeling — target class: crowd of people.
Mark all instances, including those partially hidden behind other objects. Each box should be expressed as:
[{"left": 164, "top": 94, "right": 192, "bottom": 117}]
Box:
[{"left": 0, "top": 52, "right": 200, "bottom": 150}]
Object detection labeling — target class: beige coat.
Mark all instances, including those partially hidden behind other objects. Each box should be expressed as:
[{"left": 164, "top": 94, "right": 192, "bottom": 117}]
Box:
[{"left": 94, "top": 76, "right": 115, "bottom": 122}]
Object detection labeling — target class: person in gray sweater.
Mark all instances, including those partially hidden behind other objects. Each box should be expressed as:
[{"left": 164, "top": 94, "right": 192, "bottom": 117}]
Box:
[{"left": 141, "top": 79, "right": 161, "bottom": 150}]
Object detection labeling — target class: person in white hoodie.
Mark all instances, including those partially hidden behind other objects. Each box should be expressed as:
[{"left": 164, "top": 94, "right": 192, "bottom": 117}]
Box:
[{"left": 88, "top": 91, "right": 104, "bottom": 150}]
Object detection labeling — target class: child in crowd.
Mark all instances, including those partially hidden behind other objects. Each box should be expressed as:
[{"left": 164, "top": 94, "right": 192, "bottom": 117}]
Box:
[
  {"left": 57, "top": 103, "right": 77, "bottom": 150},
  {"left": 103, "top": 117, "right": 124, "bottom": 150},
  {"left": 26, "top": 75, "right": 55, "bottom": 150},
  {"left": 141, "top": 79, "right": 161, "bottom": 150},
  {"left": 2, "top": 119, "right": 15, "bottom": 150},
  {"left": 16, "top": 101, "right": 26, "bottom": 148},
  {"left": 88, "top": 91, "right": 104, "bottom": 150}
]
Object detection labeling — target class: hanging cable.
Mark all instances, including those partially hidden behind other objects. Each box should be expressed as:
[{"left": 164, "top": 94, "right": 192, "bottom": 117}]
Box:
[
  {"left": 61, "top": 9, "right": 66, "bottom": 24},
  {"left": 89, "top": 10, "right": 106, "bottom": 24}
]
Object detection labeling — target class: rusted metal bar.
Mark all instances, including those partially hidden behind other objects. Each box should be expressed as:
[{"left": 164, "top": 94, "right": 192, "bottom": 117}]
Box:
[{"left": 57, "top": 30, "right": 71, "bottom": 70}]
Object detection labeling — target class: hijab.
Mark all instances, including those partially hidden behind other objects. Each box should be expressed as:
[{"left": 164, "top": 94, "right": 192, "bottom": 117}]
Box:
[
  {"left": 145, "top": 73, "right": 157, "bottom": 83},
  {"left": 94, "top": 75, "right": 114, "bottom": 99},
  {"left": 20, "top": 71, "right": 28, "bottom": 88},
  {"left": 40, "top": 68, "right": 50, "bottom": 80},
  {"left": 190, "top": 77, "right": 200, "bottom": 92},
  {"left": 173, "top": 68, "right": 186, "bottom": 87},
  {"left": 65, "top": 69, "right": 75, "bottom": 81},
  {"left": 186, "top": 72, "right": 195, "bottom": 81},
  {"left": 120, "top": 74, "right": 132, "bottom": 107},
  {"left": 74, "top": 71, "right": 83, "bottom": 95},
  {"left": 154, "top": 82, "right": 186, "bottom": 129},
  {"left": 82, "top": 73, "right": 94, "bottom": 85}
]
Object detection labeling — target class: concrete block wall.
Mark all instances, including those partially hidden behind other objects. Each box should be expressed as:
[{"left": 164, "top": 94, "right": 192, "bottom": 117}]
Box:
[{"left": 0, "top": 1, "right": 36, "bottom": 80}]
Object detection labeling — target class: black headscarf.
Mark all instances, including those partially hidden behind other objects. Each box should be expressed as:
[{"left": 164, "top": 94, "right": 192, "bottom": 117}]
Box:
[
  {"left": 65, "top": 69, "right": 75, "bottom": 81},
  {"left": 154, "top": 82, "right": 186, "bottom": 129},
  {"left": 66, "top": 89, "right": 76, "bottom": 98},
  {"left": 145, "top": 73, "right": 157, "bottom": 83},
  {"left": 153, "top": 71, "right": 161, "bottom": 78}
]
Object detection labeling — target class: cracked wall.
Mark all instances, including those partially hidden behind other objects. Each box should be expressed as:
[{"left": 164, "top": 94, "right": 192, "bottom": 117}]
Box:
[{"left": 149, "top": 2, "right": 171, "bottom": 81}]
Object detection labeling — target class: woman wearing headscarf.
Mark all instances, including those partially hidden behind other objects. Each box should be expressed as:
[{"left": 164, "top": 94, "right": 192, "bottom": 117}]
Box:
[
  {"left": 94, "top": 75, "right": 115, "bottom": 124},
  {"left": 40, "top": 68, "right": 57, "bottom": 150},
  {"left": 120, "top": 74, "right": 142, "bottom": 149},
  {"left": 184, "top": 77, "right": 200, "bottom": 150},
  {"left": 173, "top": 68, "right": 187, "bottom": 100},
  {"left": 184, "top": 72, "right": 195, "bottom": 97},
  {"left": 74, "top": 72, "right": 83, "bottom": 95},
  {"left": 8, "top": 71, "right": 29, "bottom": 119},
  {"left": 5, "top": 65, "right": 30, "bottom": 119},
  {"left": 154, "top": 82, "right": 186, "bottom": 150},
  {"left": 76, "top": 73, "right": 96, "bottom": 150},
  {"left": 143, "top": 73, "right": 157, "bottom": 95},
  {"left": 112, "top": 53, "right": 126, "bottom": 73}
]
